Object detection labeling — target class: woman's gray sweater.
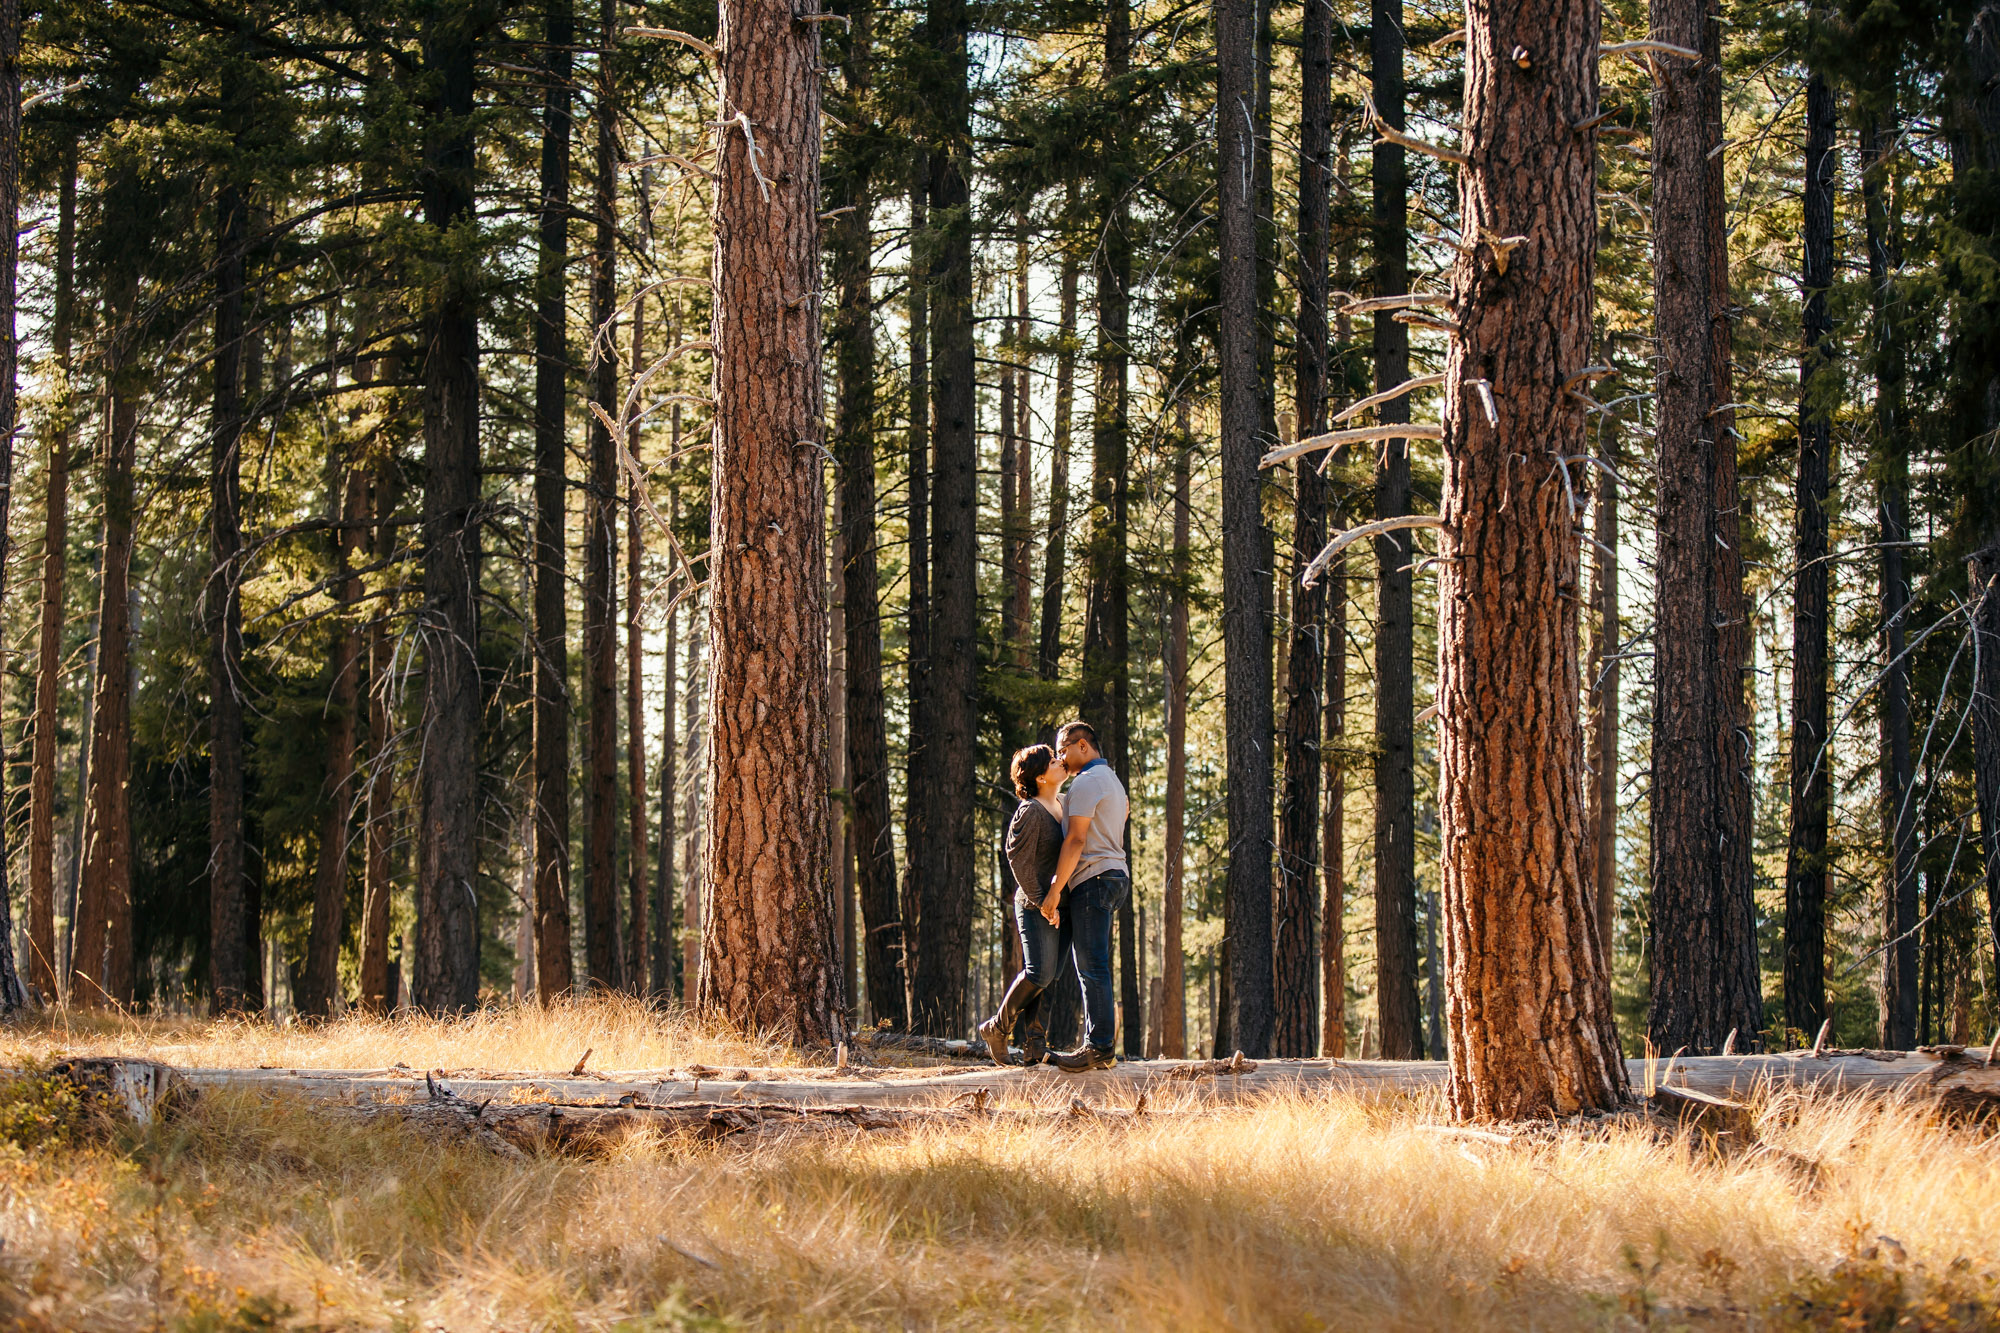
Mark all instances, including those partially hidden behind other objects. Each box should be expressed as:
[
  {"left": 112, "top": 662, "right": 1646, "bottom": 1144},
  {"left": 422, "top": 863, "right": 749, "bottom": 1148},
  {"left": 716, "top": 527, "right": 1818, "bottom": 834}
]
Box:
[{"left": 1005, "top": 799, "right": 1064, "bottom": 906}]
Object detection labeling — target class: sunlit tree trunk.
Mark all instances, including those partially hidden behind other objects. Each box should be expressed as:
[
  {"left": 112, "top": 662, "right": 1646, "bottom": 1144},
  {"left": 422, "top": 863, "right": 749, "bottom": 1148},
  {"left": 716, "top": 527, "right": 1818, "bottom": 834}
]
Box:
[
  {"left": 1439, "top": 0, "right": 1626, "bottom": 1118},
  {"left": 359, "top": 464, "right": 397, "bottom": 1014},
  {"left": 1162, "top": 408, "right": 1191, "bottom": 1058},
  {"left": 1037, "top": 214, "right": 1077, "bottom": 684},
  {"left": 0, "top": 0, "right": 24, "bottom": 1011},
  {"left": 697, "top": 0, "right": 841, "bottom": 1044}
]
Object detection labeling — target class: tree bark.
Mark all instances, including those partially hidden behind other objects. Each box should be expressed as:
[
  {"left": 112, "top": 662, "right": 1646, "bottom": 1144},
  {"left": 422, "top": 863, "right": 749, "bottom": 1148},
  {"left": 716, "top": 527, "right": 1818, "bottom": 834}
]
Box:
[
  {"left": 626, "top": 275, "right": 650, "bottom": 994},
  {"left": 1371, "top": 0, "right": 1422, "bottom": 1060},
  {"left": 697, "top": 0, "right": 841, "bottom": 1045},
  {"left": 1322, "top": 532, "right": 1348, "bottom": 1058},
  {"left": 655, "top": 487, "right": 681, "bottom": 998},
  {"left": 74, "top": 262, "right": 140, "bottom": 1009},
  {"left": 583, "top": 0, "right": 624, "bottom": 991},
  {"left": 1218, "top": 0, "right": 1274, "bottom": 1059},
  {"left": 298, "top": 469, "right": 366, "bottom": 1018},
  {"left": 1784, "top": 35, "right": 1836, "bottom": 1041},
  {"left": 908, "top": 0, "right": 979, "bottom": 1037},
  {"left": 1649, "top": 0, "right": 1763, "bottom": 1054},
  {"left": 1010, "top": 221, "right": 1035, "bottom": 671},
  {"left": 26, "top": 138, "right": 75, "bottom": 1003},
  {"left": 208, "top": 127, "right": 253, "bottom": 1015},
  {"left": 831, "top": 11, "right": 907, "bottom": 1030},
  {"left": 681, "top": 618, "right": 705, "bottom": 1003},
  {"left": 413, "top": 8, "right": 485, "bottom": 1013},
  {"left": 1037, "top": 218, "right": 1077, "bottom": 684},
  {"left": 902, "top": 172, "right": 930, "bottom": 1029},
  {"left": 360, "top": 463, "right": 397, "bottom": 1014},
  {"left": 0, "top": 0, "right": 25, "bottom": 1012},
  {"left": 1861, "top": 114, "right": 1916, "bottom": 1050},
  {"left": 1438, "top": 0, "right": 1626, "bottom": 1118},
  {"left": 533, "top": 0, "right": 577, "bottom": 1003},
  {"left": 1162, "top": 411, "right": 1191, "bottom": 1059},
  {"left": 1274, "top": 0, "right": 1333, "bottom": 1057}
]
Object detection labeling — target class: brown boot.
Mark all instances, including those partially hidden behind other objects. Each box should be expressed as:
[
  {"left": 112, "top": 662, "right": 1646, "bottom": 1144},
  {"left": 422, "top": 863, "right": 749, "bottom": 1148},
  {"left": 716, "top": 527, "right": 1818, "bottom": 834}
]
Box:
[
  {"left": 1052, "top": 1044, "right": 1117, "bottom": 1073},
  {"left": 976, "top": 974, "right": 1043, "bottom": 1067}
]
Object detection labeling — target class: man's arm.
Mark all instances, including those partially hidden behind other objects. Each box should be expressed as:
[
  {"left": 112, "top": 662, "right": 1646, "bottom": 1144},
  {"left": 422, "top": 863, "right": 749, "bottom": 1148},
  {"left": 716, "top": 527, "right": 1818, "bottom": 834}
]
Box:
[{"left": 1041, "top": 815, "right": 1093, "bottom": 922}]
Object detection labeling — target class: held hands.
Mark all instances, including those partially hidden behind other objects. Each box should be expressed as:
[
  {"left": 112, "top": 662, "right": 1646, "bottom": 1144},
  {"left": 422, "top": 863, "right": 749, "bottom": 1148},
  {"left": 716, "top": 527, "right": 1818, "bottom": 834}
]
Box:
[{"left": 1040, "top": 885, "right": 1064, "bottom": 926}]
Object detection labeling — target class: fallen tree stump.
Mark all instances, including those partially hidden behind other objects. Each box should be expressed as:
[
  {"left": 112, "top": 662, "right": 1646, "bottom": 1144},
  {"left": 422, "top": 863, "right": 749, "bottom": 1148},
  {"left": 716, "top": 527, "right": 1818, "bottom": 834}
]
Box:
[{"left": 45, "top": 1058, "right": 193, "bottom": 1127}]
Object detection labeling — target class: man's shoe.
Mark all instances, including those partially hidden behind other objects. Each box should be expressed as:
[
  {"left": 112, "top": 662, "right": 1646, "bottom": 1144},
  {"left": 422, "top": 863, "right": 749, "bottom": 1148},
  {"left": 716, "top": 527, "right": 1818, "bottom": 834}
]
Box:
[{"left": 1052, "top": 1045, "right": 1117, "bottom": 1073}]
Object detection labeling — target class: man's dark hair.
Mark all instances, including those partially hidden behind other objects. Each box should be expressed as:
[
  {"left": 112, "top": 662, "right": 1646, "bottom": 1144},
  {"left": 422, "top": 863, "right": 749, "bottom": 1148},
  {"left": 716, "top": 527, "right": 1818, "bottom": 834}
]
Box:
[
  {"left": 1056, "top": 720, "right": 1097, "bottom": 752},
  {"left": 1010, "top": 744, "right": 1055, "bottom": 799}
]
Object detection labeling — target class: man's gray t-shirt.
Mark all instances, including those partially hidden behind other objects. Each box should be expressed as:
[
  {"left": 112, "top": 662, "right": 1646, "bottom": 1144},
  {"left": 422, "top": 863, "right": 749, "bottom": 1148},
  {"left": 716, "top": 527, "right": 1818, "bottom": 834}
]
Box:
[{"left": 1063, "top": 759, "right": 1129, "bottom": 888}]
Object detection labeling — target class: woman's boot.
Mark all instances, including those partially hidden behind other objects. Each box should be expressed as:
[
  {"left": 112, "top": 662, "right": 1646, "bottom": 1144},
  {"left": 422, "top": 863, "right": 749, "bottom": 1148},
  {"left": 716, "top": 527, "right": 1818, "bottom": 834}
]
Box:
[{"left": 977, "top": 973, "right": 1043, "bottom": 1066}]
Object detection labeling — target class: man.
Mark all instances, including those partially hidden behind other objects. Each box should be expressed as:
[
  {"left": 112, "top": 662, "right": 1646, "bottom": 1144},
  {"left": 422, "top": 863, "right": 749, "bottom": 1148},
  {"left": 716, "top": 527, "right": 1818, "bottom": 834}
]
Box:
[{"left": 1041, "top": 719, "right": 1130, "bottom": 1071}]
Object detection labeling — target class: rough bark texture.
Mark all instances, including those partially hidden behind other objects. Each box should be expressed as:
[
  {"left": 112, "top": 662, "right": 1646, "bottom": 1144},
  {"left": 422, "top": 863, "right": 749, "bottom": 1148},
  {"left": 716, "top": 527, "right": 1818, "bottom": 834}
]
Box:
[
  {"left": 299, "top": 469, "right": 366, "bottom": 1018},
  {"left": 208, "top": 154, "right": 253, "bottom": 1014},
  {"left": 1162, "top": 424, "right": 1191, "bottom": 1059},
  {"left": 0, "top": 0, "right": 24, "bottom": 1012},
  {"left": 908, "top": 0, "right": 979, "bottom": 1037},
  {"left": 1371, "top": 0, "right": 1422, "bottom": 1060},
  {"left": 413, "top": 10, "right": 485, "bottom": 1013},
  {"left": 1862, "top": 116, "right": 1916, "bottom": 1050},
  {"left": 27, "top": 139, "right": 75, "bottom": 1001},
  {"left": 1438, "top": 0, "right": 1626, "bottom": 1119},
  {"left": 1037, "top": 228, "right": 1076, "bottom": 683},
  {"left": 831, "top": 22, "right": 907, "bottom": 1029},
  {"left": 583, "top": 0, "right": 623, "bottom": 991},
  {"left": 1218, "top": 0, "right": 1274, "bottom": 1059},
  {"left": 698, "top": 0, "right": 841, "bottom": 1046},
  {"left": 1275, "top": 0, "right": 1333, "bottom": 1058},
  {"left": 1648, "top": 0, "right": 1763, "bottom": 1054},
  {"left": 532, "top": 0, "right": 577, "bottom": 1003},
  {"left": 1784, "top": 44, "right": 1836, "bottom": 1041}
]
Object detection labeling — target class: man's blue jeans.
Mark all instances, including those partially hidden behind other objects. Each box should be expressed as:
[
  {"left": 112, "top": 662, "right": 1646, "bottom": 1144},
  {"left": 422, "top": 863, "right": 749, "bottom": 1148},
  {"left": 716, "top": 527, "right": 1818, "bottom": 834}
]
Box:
[{"left": 1068, "top": 871, "right": 1128, "bottom": 1051}]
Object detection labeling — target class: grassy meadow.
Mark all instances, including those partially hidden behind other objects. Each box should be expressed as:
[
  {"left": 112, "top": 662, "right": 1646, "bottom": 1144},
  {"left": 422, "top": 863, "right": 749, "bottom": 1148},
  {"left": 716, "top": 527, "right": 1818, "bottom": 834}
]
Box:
[{"left": 0, "top": 1000, "right": 1995, "bottom": 1330}]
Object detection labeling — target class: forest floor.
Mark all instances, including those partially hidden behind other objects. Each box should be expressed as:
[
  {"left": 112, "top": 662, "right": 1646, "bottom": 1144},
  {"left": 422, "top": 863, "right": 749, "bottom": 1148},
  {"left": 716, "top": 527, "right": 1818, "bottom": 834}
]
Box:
[{"left": 0, "top": 999, "right": 1996, "bottom": 1331}]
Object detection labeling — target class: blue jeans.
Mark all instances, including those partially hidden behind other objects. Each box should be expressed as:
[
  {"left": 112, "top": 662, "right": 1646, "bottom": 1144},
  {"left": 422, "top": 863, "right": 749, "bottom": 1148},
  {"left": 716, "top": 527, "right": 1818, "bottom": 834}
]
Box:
[
  {"left": 1014, "top": 893, "right": 1068, "bottom": 990},
  {"left": 1067, "top": 871, "right": 1128, "bottom": 1051}
]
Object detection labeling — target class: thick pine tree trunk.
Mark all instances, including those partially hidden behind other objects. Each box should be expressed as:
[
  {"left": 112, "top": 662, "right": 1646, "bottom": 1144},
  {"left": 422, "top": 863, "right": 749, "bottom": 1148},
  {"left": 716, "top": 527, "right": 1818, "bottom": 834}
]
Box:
[
  {"left": 532, "top": 0, "right": 577, "bottom": 1002},
  {"left": 1439, "top": 0, "right": 1626, "bottom": 1118},
  {"left": 1370, "top": 0, "right": 1422, "bottom": 1060},
  {"left": 909, "top": 0, "right": 979, "bottom": 1037},
  {"left": 1861, "top": 115, "right": 1916, "bottom": 1049},
  {"left": 1217, "top": 0, "right": 1275, "bottom": 1059},
  {"left": 1274, "top": 0, "right": 1333, "bottom": 1057},
  {"left": 583, "top": 0, "right": 623, "bottom": 991},
  {"left": 697, "top": 0, "right": 841, "bottom": 1045},
  {"left": 1784, "top": 40, "right": 1836, "bottom": 1041},
  {"left": 1162, "top": 415, "right": 1191, "bottom": 1058},
  {"left": 0, "top": 0, "right": 25, "bottom": 1012},
  {"left": 1037, "top": 227, "right": 1077, "bottom": 684},
  {"left": 298, "top": 469, "right": 366, "bottom": 1018},
  {"left": 1649, "top": 0, "right": 1763, "bottom": 1054},
  {"left": 413, "top": 11, "right": 485, "bottom": 1013},
  {"left": 74, "top": 266, "right": 140, "bottom": 1008},
  {"left": 27, "top": 139, "right": 75, "bottom": 1002},
  {"left": 831, "top": 15, "right": 907, "bottom": 1030},
  {"left": 208, "top": 157, "right": 253, "bottom": 1014}
]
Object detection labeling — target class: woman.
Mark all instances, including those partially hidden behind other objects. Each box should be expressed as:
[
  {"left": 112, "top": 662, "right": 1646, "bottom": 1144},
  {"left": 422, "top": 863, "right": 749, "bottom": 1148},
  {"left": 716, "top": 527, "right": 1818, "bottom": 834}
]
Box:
[{"left": 977, "top": 743, "right": 1066, "bottom": 1066}]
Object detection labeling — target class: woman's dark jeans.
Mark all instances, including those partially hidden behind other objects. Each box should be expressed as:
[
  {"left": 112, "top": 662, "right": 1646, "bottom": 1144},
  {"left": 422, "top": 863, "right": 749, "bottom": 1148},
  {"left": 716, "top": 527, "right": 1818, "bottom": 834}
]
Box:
[
  {"left": 1067, "top": 871, "right": 1128, "bottom": 1051},
  {"left": 1015, "top": 892, "right": 1067, "bottom": 990}
]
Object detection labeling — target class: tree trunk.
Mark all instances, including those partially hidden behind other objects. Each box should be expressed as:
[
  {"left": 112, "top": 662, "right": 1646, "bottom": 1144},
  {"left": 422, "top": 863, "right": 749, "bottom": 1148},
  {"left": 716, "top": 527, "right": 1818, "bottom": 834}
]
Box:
[
  {"left": 1437, "top": 0, "right": 1626, "bottom": 1118},
  {"left": 74, "top": 264, "right": 140, "bottom": 1009},
  {"left": 1082, "top": 0, "right": 1137, "bottom": 1055},
  {"left": 1649, "top": 0, "right": 1763, "bottom": 1054},
  {"left": 681, "top": 618, "right": 705, "bottom": 1003},
  {"left": 1162, "top": 406, "right": 1191, "bottom": 1059},
  {"left": 359, "top": 463, "right": 397, "bottom": 1014},
  {"left": 583, "top": 0, "right": 623, "bottom": 991},
  {"left": 1037, "top": 218, "right": 1077, "bottom": 684},
  {"left": 902, "top": 172, "right": 930, "bottom": 1029},
  {"left": 1322, "top": 529, "right": 1348, "bottom": 1058},
  {"left": 1217, "top": 0, "right": 1274, "bottom": 1059},
  {"left": 298, "top": 469, "right": 366, "bottom": 1018},
  {"left": 831, "top": 15, "right": 907, "bottom": 1030},
  {"left": 697, "top": 0, "right": 841, "bottom": 1045},
  {"left": 626, "top": 277, "right": 650, "bottom": 994},
  {"left": 1587, "top": 426, "right": 1620, "bottom": 962},
  {"left": 1970, "top": 546, "right": 2000, "bottom": 961},
  {"left": 1010, "top": 222, "right": 1035, "bottom": 671},
  {"left": 1275, "top": 0, "right": 1333, "bottom": 1058},
  {"left": 1784, "top": 36, "right": 1836, "bottom": 1042},
  {"left": 208, "top": 142, "right": 253, "bottom": 1015},
  {"left": 0, "top": 0, "right": 24, "bottom": 1012},
  {"left": 26, "top": 134, "right": 73, "bottom": 1003},
  {"left": 909, "top": 0, "right": 979, "bottom": 1037},
  {"left": 1861, "top": 114, "right": 1916, "bottom": 1049},
  {"left": 413, "top": 9, "right": 485, "bottom": 1013},
  {"left": 655, "top": 491, "right": 680, "bottom": 998},
  {"left": 532, "top": 0, "right": 577, "bottom": 1003},
  {"left": 1371, "top": 0, "right": 1422, "bottom": 1060}
]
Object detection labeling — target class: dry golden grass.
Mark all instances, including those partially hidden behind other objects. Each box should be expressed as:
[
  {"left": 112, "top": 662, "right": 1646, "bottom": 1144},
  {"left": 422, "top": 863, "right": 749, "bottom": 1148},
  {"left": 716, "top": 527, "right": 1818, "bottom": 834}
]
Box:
[{"left": 2, "top": 1004, "right": 1997, "bottom": 1330}]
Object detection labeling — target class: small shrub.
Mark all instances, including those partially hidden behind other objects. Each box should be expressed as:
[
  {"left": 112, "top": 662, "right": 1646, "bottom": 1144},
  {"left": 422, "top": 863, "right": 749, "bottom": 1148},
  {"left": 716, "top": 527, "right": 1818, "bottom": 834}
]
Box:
[{"left": 0, "top": 1060, "right": 86, "bottom": 1150}]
